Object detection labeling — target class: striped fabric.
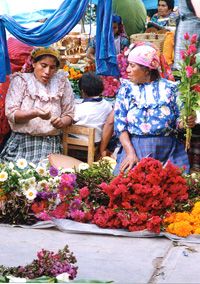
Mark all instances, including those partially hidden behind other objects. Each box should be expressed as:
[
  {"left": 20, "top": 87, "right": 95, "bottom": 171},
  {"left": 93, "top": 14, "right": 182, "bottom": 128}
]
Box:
[
  {"left": 0, "top": 132, "right": 62, "bottom": 165},
  {"left": 114, "top": 135, "right": 190, "bottom": 175}
]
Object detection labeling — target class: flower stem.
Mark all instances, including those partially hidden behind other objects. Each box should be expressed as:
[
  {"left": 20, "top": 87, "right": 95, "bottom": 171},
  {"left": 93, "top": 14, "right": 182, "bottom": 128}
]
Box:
[{"left": 185, "top": 78, "right": 192, "bottom": 151}]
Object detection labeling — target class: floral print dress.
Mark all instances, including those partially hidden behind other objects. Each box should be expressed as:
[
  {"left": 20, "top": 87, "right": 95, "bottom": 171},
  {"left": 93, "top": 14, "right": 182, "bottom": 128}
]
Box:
[{"left": 114, "top": 78, "right": 190, "bottom": 174}]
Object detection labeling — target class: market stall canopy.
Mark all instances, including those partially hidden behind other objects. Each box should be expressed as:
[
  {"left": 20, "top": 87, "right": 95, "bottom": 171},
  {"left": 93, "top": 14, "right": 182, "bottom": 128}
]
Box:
[{"left": 0, "top": 0, "right": 119, "bottom": 82}]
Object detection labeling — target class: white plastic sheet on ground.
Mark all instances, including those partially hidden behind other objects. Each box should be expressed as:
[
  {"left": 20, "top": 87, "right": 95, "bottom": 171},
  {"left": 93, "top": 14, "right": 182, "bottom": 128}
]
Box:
[{"left": 1, "top": 219, "right": 200, "bottom": 244}]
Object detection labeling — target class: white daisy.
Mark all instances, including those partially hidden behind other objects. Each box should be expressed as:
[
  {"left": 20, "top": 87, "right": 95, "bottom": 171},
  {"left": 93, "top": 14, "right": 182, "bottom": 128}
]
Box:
[
  {"left": 8, "top": 162, "right": 14, "bottom": 170},
  {"left": 61, "top": 168, "right": 75, "bottom": 173},
  {"left": 37, "top": 180, "right": 49, "bottom": 190},
  {"left": 29, "top": 162, "right": 36, "bottom": 168},
  {"left": 36, "top": 166, "right": 47, "bottom": 176},
  {"left": 24, "top": 187, "right": 37, "bottom": 201},
  {"left": 16, "top": 158, "right": 28, "bottom": 169},
  {"left": 11, "top": 170, "right": 21, "bottom": 177},
  {"left": 26, "top": 177, "right": 36, "bottom": 187},
  {"left": 78, "top": 163, "right": 90, "bottom": 171},
  {"left": 0, "top": 171, "right": 8, "bottom": 182}
]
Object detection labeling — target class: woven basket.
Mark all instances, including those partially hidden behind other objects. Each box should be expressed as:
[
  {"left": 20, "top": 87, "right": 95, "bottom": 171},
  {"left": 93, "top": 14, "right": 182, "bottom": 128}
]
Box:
[{"left": 130, "top": 33, "right": 166, "bottom": 52}]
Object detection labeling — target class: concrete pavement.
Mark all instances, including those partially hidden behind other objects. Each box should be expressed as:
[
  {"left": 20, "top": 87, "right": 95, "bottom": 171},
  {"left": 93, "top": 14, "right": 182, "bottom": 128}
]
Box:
[{"left": 0, "top": 226, "right": 200, "bottom": 283}]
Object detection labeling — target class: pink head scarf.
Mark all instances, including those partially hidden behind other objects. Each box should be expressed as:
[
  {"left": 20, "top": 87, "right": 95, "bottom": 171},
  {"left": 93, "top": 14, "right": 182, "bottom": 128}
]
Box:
[{"left": 127, "top": 43, "right": 160, "bottom": 70}]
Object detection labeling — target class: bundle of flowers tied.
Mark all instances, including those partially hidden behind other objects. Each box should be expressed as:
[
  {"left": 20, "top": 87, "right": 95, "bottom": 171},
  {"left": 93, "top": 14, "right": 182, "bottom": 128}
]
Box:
[
  {"left": 0, "top": 157, "right": 199, "bottom": 236},
  {"left": 174, "top": 33, "right": 200, "bottom": 150}
]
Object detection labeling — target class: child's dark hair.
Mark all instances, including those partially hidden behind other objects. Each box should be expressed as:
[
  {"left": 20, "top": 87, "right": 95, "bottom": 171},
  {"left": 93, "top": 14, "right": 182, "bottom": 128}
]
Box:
[
  {"left": 78, "top": 72, "right": 104, "bottom": 97},
  {"left": 158, "top": 0, "right": 174, "bottom": 10}
]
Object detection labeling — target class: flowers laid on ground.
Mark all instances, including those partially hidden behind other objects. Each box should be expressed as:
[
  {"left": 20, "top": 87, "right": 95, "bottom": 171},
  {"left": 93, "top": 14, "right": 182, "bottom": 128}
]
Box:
[
  {"left": 0, "top": 159, "right": 114, "bottom": 225},
  {"left": 0, "top": 157, "right": 200, "bottom": 237},
  {"left": 164, "top": 201, "right": 200, "bottom": 237},
  {"left": 0, "top": 245, "right": 77, "bottom": 282},
  {"left": 93, "top": 158, "right": 189, "bottom": 233},
  {"left": 163, "top": 171, "right": 200, "bottom": 237},
  {"left": 174, "top": 33, "right": 200, "bottom": 150}
]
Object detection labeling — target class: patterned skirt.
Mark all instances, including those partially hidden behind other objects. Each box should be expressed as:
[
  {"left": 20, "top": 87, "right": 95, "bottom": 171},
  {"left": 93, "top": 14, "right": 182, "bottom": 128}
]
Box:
[
  {"left": 114, "top": 135, "right": 190, "bottom": 175},
  {"left": 0, "top": 132, "right": 62, "bottom": 165}
]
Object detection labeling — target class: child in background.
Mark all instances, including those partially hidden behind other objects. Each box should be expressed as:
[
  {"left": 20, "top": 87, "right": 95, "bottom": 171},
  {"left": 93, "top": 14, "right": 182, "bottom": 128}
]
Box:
[{"left": 73, "top": 72, "right": 112, "bottom": 143}]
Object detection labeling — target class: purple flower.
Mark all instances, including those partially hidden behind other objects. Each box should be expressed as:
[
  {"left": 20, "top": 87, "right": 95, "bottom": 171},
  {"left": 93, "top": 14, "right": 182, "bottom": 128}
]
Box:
[
  {"left": 69, "top": 199, "right": 81, "bottom": 212},
  {"left": 49, "top": 166, "right": 59, "bottom": 177}
]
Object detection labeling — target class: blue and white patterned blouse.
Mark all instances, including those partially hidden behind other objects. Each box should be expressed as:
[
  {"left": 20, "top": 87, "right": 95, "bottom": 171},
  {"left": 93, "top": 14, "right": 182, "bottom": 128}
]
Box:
[{"left": 114, "top": 78, "right": 180, "bottom": 137}]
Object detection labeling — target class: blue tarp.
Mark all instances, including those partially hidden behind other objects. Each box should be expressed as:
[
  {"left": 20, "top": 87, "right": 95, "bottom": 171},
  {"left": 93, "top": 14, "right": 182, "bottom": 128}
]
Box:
[{"left": 0, "top": 0, "right": 119, "bottom": 82}]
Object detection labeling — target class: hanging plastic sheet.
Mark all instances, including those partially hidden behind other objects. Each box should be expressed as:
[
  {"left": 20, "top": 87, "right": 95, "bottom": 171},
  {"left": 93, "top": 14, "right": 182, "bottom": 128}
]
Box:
[{"left": 0, "top": 0, "right": 119, "bottom": 82}]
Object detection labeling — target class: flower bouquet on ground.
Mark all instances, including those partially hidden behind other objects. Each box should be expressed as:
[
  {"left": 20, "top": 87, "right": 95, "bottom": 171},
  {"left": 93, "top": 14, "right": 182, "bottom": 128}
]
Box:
[
  {"left": 0, "top": 245, "right": 77, "bottom": 282},
  {"left": 174, "top": 33, "right": 200, "bottom": 150},
  {"left": 92, "top": 157, "right": 189, "bottom": 233},
  {"left": 0, "top": 158, "right": 114, "bottom": 225},
  {"left": 0, "top": 159, "right": 78, "bottom": 224}
]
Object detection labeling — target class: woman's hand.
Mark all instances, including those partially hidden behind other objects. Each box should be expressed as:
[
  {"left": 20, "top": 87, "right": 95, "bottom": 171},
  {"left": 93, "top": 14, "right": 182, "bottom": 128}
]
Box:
[
  {"left": 179, "top": 113, "right": 196, "bottom": 129},
  {"left": 50, "top": 117, "right": 65, "bottom": 129},
  {"left": 186, "top": 114, "right": 196, "bottom": 128},
  {"left": 120, "top": 152, "right": 139, "bottom": 173},
  {"left": 100, "top": 149, "right": 112, "bottom": 158},
  {"left": 36, "top": 108, "right": 51, "bottom": 120}
]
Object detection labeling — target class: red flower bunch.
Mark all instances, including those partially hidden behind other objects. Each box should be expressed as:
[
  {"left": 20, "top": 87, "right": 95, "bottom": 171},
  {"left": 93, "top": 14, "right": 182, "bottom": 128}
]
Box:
[
  {"left": 101, "top": 75, "right": 121, "bottom": 98},
  {"left": 93, "top": 158, "right": 189, "bottom": 233}
]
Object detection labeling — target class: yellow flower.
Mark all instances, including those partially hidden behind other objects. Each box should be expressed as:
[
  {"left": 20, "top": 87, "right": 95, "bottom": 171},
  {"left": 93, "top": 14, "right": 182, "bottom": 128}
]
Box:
[
  {"left": 192, "top": 202, "right": 200, "bottom": 215},
  {"left": 168, "top": 221, "right": 193, "bottom": 237},
  {"left": 194, "top": 228, "right": 200, "bottom": 234}
]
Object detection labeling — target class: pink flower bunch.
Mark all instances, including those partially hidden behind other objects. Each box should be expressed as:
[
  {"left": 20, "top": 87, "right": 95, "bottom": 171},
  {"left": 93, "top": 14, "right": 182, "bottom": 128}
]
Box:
[
  {"left": 117, "top": 49, "right": 128, "bottom": 78},
  {"left": 175, "top": 33, "right": 200, "bottom": 149},
  {"left": 58, "top": 173, "right": 76, "bottom": 198},
  {"left": 101, "top": 75, "right": 121, "bottom": 98},
  {"left": 9, "top": 245, "right": 77, "bottom": 280}
]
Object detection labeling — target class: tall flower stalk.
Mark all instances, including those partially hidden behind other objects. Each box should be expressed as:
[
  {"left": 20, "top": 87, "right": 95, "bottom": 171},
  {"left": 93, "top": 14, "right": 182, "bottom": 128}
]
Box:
[{"left": 174, "top": 33, "right": 200, "bottom": 150}]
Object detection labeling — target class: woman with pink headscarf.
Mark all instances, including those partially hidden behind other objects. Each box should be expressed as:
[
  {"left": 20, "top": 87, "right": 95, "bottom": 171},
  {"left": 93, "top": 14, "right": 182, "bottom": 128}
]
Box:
[{"left": 113, "top": 43, "right": 196, "bottom": 175}]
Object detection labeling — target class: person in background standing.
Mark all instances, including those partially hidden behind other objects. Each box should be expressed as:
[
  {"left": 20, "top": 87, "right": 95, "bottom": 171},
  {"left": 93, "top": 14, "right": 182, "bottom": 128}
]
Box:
[
  {"left": 173, "top": 0, "right": 200, "bottom": 69},
  {"left": 87, "top": 14, "right": 129, "bottom": 63},
  {"left": 112, "top": 0, "right": 147, "bottom": 37}
]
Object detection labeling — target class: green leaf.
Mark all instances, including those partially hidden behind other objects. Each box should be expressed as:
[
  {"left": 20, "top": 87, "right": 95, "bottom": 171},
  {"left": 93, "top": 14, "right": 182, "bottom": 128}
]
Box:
[{"left": 0, "top": 276, "right": 7, "bottom": 283}]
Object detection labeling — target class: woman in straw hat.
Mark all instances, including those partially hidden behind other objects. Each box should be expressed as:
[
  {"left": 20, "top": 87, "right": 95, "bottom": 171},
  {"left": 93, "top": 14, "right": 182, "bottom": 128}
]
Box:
[{"left": 0, "top": 46, "right": 74, "bottom": 164}]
